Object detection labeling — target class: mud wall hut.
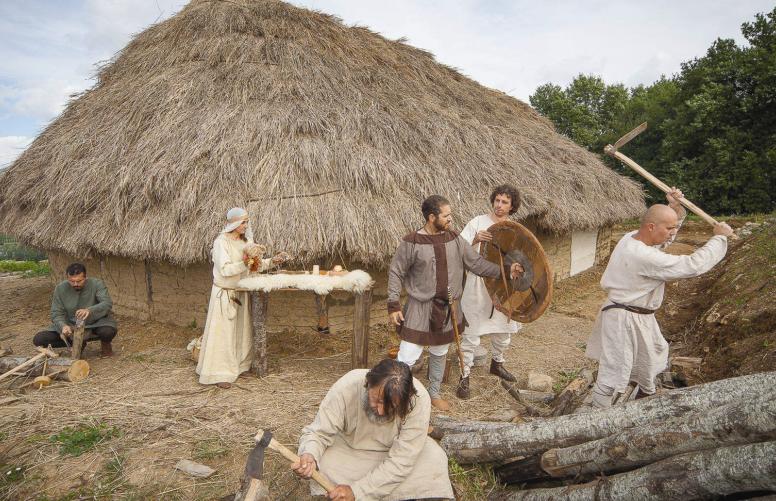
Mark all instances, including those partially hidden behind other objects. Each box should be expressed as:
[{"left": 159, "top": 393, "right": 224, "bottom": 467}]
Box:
[{"left": 0, "top": 0, "right": 644, "bottom": 331}]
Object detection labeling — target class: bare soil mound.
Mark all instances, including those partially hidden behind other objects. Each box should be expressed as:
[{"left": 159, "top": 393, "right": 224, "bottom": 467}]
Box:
[{"left": 660, "top": 218, "right": 776, "bottom": 383}]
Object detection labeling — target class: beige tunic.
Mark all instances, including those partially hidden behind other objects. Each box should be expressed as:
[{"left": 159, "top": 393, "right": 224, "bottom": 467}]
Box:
[
  {"left": 298, "top": 370, "right": 454, "bottom": 500},
  {"left": 196, "top": 234, "right": 269, "bottom": 385},
  {"left": 586, "top": 231, "right": 727, "bottom": 393}
]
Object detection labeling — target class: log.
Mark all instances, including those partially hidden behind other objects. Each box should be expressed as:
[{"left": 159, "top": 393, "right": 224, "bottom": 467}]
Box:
[
  {"left": 429, "top": 415, "right": 515, "bottom": 440},
  {"left": 671, "top": 356, "right": 702, "bottom": 370},
  {"left": 351, "top": 289, "right": 371, "bottom": 369},
  {"left": 501, "top": 381, "right": 552, "bottom": 417},
  {"left": 540, "top": 397, "right": 776, "bottom": 478},
  {"left": 490, "top": 441, "right": 776, "bottom": 501},
  {"left": 550, "top": 377, "right": 590, "bottom": 417},
  {"left": 442, "top": 371, "right": 776, "bottom": 463},
  {"left": 0, "top": 356, "right": 90, "bottom": 383},
  {"left": 250, "top": 291, "right": 269, "bottom": 377},
  {"left": 71, "top": 323, "right": 85, "bottom": 360}
]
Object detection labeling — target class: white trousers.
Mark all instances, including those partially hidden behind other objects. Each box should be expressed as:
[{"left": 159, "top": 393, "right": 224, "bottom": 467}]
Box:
[
  {"left": 396, "top": 341, "right": 449, "bottom": 365},
  {"left": 460, "top": 332, "right": 511, "bottom": 377}
]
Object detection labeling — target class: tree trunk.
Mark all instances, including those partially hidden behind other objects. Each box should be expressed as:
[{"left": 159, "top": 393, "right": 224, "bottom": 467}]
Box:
[
  {"left": 540, "top": 397, "right": 776, "bottom": 478},
  {"left": 429, "top": 416, "right": 515, "bottom": 440},
  {"left": 351, "top": 289, "right": 371, "bottom": 369},
  {"left": 443, "top": 371, "right": 776, "bottom": 463},
  {"left": 490, "top": 441, "right": 776, "bottom": 501},
  {"left": 250, "top": 291, "right": 269, "bottom": 377},
  {"left": 0, "top": 356, "right": 89, "bottom": 383}
]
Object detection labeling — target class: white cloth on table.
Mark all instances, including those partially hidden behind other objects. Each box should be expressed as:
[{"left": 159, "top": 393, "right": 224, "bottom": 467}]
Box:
[
  {"left": 196, "top": 234, "right": 270, "bottom": 385},
  {"left": 586, "top": 231, "right": 727, "bottom": 400}
]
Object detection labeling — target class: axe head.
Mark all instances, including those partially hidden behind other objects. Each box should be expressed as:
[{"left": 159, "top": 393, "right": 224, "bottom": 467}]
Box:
[{"left": 244, "top": 429, "right": 273, "bottom": 480}]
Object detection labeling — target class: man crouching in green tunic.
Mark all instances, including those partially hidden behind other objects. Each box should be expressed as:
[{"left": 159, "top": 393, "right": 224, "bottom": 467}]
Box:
[{"left": 33, "top": 262, "right": 117, "bottom": 357}]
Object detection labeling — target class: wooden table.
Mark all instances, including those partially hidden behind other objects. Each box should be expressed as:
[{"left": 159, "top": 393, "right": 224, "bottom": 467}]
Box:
[{"left": 233, "top": 287, "right": 373, "bottom": 377}]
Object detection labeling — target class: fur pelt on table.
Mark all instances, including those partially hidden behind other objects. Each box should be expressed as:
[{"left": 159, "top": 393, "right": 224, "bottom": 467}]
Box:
[{"left": 237, "top": 270, "right": 373, "bottom": 295}]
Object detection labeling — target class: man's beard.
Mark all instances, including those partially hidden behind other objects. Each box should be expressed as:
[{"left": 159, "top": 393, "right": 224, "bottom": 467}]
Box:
[
  {"left": 362, "top": 393, "right": 393, "bottom": 424},
  {"left": 433, "top": 219, "right": 448, "bottom": 232}
]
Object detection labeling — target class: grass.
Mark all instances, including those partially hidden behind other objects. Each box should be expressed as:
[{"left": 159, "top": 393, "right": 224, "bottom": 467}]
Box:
[
  {"left": 0, "top": 259, "right": 50, "bottom": 277},
  {"left": 192, "top": 438, "right": 228, "bottom": 461},
  {"left": 553, "top": 369, "right": 581, "bottom": 394},
  {"left": 448, "top": 457, "right": 500, "bottom": 500},
  {"left": 49, "top": 421, "right": 120, "bottom": 457}
]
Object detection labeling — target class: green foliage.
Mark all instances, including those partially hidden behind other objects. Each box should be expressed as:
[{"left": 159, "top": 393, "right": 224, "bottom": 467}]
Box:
[
  {"left": 553, "top": 369, "right": 581, "bottom": 394},
  {"left": 0, "top": 260, "right": 50, "bottom": 277},
  {"left": 530, "top": 7, "right": 776, "bottom": 215},
  {"left": 0, "top": 235, "right": 46, "bottom": 261},
  {"left": 448, "top": 457, "right": 499, "bottom": 500},
  {"left": 49, "top": 422, "right": 120, "bottom": 456}
]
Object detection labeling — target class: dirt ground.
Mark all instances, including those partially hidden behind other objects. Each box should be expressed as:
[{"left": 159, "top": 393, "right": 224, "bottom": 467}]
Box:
[{"left": 0, "top": 216, "right": 770, "bottom": 500}]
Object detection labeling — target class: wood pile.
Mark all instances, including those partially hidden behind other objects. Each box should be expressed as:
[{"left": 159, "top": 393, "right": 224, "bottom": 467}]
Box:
[{"left": 433, "top": 371, "right": 776, "bottom": 500}]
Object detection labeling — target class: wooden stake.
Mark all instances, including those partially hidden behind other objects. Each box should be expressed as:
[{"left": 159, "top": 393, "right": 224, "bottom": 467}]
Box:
[{"left": 351, "top": 288, "right": 372, "bottom": 369}]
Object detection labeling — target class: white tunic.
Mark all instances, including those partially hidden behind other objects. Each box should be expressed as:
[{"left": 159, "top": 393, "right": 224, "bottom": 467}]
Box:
[
  {"left": 298, "top": 370, "right": 454, "bottom": 501},
  {"left": 586, "top": 231, "right": 728, "bottom": 392},
  {"left": 460, "top": 214, "right": 520, "bottom": 336},
  {"left": 196, "top": 234, "right": 269, "bottom": 385}
]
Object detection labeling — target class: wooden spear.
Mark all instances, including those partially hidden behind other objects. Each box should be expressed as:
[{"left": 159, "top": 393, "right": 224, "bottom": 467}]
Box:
[{"left": 604, "top": 122, "right": 721, "bottom": 227}]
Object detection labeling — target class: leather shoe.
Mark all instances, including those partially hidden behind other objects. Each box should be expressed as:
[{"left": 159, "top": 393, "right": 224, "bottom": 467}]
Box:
[
  {"left": 456, "top": 376, "right": 471, "bottom": 399},
  {"left": 489, "top": 360, "right": 516, "bottom": 382},
  {"left": 100, "top": 341, "right": 113, "bottom": 358}
]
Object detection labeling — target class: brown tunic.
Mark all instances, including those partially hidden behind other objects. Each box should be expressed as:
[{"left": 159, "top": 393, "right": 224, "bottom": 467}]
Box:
[{"left": 387, "top": 230, "right": 505, "bottom": 346}]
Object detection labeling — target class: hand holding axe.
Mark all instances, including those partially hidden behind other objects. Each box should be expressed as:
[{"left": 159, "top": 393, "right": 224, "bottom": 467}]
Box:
[{"left": 240, "top": 429, "right": 335, "bottom": 501}]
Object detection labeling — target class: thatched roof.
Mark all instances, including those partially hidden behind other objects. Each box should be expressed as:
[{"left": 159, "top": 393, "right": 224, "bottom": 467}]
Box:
[{"left": 0, "top": 0, "right": 644, "bottom": 266}]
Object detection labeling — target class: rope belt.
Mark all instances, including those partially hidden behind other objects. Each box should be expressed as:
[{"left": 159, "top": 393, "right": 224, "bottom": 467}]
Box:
[{"left": 602, "top": 302, "right": 656, "bottom": 315}]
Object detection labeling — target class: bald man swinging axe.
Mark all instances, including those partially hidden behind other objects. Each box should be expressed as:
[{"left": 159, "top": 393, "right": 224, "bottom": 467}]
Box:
[{"left": 584, "top": 125, "right": 734, "bottom": 408}]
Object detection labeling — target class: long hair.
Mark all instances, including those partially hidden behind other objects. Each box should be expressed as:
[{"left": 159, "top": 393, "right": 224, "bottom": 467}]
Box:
[{"left": 365, "top": 359, "right": 417, "bottom": 421}]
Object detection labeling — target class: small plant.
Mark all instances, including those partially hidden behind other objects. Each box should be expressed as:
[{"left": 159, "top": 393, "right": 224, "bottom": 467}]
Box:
[
  {"left": 50, "top": 422, "right": 120, "bottom": 456},
  {"left": 448, "top": 457, "right": 498, "bottom": 500},
  {"left": 188, "top": 319, "right": 198, "bottom": 330},
  {"left": 553, "top": 369, "right": 581, "bottom": 394},
  {"left": 0, "top": 464, "right": 24, "bottom": 484},
  {"left": 193, "top": 438, "right": 228, "bottom": 460}
]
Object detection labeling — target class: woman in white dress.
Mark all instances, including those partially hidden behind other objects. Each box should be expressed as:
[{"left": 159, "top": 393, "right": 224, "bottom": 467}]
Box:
[{"left": 196, "top": 207, "right": 284, "bottom": 388}]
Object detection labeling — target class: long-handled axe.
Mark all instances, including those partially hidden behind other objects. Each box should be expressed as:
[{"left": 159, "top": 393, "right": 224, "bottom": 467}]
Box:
[
  {"left": 240, "top": 429, "right": 336, "bottom": 501},
  {"left": 604, "top": 122, "right": 725, "bottom": 230}
]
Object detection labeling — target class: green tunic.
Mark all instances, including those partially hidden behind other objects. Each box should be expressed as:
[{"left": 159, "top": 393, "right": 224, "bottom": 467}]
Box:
[{"left": 47, "top": 278, "right": 117, "bottom": 334}]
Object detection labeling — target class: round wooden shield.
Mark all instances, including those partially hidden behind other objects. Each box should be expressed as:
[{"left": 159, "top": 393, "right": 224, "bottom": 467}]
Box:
[{"left": 479, "top": 221, "right": 553, "bottom": 323}]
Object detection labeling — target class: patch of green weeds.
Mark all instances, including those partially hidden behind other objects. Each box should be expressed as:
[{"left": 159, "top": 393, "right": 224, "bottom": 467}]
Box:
[
  {"left": 448, "top": 457, "right": 498, "bottom": 500},
  {"left": 193, "top": 438, "right": 228, "bottom": 460},
  {"left": 126, "top": 353, "right": 154, "bottom": 363},
  {"left": 0, "top": 260, "right": 50, "bottom": 277},
  {"left": 553, "top": 369, "right": 581, "bottom": 394},
  {"left": 0, "top": 431, "right": 8, "bottom": 441},
  {"left": 187, "top": 319, "right": 198, "bottom": 329},
  {"left": 50, "top": 422, "right": 120, "bottom": 456},
  {"left": 0, "top": 464, "right": 25, "bottom": 484}
]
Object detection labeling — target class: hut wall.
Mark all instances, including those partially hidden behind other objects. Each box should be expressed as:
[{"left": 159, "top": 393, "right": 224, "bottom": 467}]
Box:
[
  {"left": 533, "top": 231, "right": 572, "bottom": 283},
  {"left": 570, "top": 230, "right": 598, "bottom": 276},
  {"left": 595, "top": 225, "right": 614, "bottom": 265},
  {"left": 48, "top": 252, "right": 388, "bottom": 332}
]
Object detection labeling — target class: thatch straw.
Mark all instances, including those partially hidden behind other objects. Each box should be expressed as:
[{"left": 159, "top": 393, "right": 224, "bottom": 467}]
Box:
[{"left": 0, "top": 0, "right": 644, "bottom": 266}]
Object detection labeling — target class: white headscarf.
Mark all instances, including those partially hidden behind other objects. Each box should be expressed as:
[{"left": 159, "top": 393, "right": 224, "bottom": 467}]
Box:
[{"left": 222, "top": 207, "right": 254, "bottom": 242}]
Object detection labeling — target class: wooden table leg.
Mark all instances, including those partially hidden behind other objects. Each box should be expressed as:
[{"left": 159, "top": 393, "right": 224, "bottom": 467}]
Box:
[
  {"left": 314, "top": 294, "right": 331, "bottom": 336},
  {"left": 351, "top": 288, "right": 372, "bottom": 369},
  {"left": 250, "top": 291, "right": 269, "bottom": 377}
]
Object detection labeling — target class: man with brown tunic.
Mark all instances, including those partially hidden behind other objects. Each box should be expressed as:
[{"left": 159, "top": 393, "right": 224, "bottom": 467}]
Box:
[{"left": 388, "top": 195, "right": 524, "bottom": 410}]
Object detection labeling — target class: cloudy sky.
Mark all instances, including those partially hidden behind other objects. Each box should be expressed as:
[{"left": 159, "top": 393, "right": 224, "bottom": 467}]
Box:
[{"left": 0, "top": 0, "right": 772, "bottom": 167}]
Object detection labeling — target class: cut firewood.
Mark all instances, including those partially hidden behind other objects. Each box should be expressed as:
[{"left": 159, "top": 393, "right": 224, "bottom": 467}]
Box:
[
  {"left": 501, "top": 381, "right": 552, "bottom": 417},
  {"left": 540, "top": 397, "right": 776, "bottom": 478},
  {"left": 490, "top": 441, "right": 776, "bottom": 500},
  {"left": 550, "top": 377, "right": 590, "bottom": 417},
  {"left": 442, "top": 371, "right": 776, "bottom": 464},
  {"left": 429, "top": 415, "right": 514, "bottom": 440},
  {"left": 0, "top": 356, "right": 89, "bottom": 383},
  {"left": 671, "top": 356, "right": 702, "bottom": 370}
]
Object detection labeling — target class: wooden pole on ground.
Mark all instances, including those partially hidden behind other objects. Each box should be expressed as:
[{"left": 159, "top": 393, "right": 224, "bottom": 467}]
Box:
[
  {"left": 351, "top": 288, "right": 372, "bottom": 369},
  {"left": 0, "top": 356, "right": 89, "bottom": 383},
  {"left": 250, "top": 291, "right": 269, "bottom": 377},
  {"left": 0, "top": 347, "right": 57, "bottom": 383}
]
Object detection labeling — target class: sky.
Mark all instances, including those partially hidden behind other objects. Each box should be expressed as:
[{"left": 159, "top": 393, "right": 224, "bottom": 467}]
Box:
[{"left": 0, "top": 0, "right": 772, "bottom": 168}]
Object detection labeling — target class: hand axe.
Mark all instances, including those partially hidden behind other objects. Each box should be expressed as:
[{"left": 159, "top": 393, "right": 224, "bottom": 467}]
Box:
[{"left": 247, "top": 429, "right": 336, "bottom": 495}]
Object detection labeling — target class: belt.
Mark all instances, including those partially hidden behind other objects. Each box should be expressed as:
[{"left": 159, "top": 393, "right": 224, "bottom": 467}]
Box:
[{"left": 602, "top": 302, "right": 656, "bottom": 315}]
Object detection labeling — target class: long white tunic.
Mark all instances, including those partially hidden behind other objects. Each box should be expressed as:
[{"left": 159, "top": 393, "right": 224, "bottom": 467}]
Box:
[
  {"left": 586, "top": 231, "right": 728, "bottom": 392},
  {"left": 460, "top": 214, "right": 520, "bottom": 336},
  {"left": 196, "top": 234, "right": 269, "bottom": 385},
  {"left": 298, "top": 370, "right": 454, "bottom": 501}
]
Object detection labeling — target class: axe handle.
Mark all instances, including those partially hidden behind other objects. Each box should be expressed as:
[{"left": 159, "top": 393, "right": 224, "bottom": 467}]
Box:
[
  {"left": 606, "top": 146, "right": 719, "bottom": 227},
  {"left": 268, "top": 438, "right": 337, "bottom": 493}
]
